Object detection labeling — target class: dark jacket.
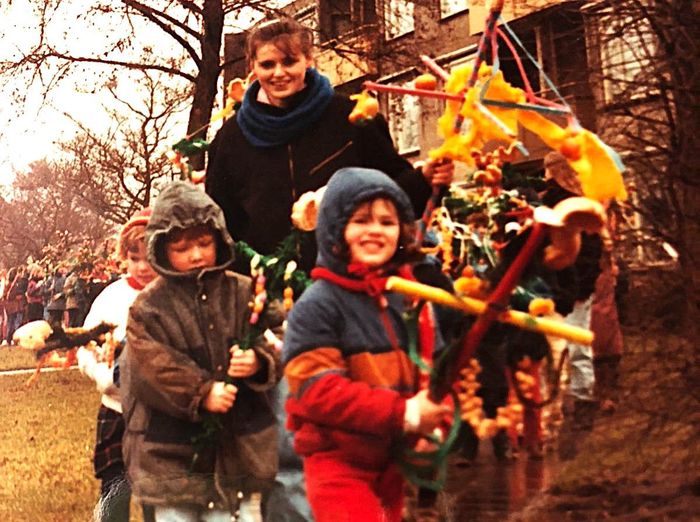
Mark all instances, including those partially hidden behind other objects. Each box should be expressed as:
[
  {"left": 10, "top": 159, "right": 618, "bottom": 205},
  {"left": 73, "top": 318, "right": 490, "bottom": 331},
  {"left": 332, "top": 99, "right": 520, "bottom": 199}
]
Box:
[
  {"left": 122, "top": 181, "right": 282, "bottom": 508},
  {"left": 7, "top": 274, "right": 28, "bottom": 305},
  {"left": 45, "top": 273, "right": 66, "bottom": 311},
  {"left": 283, "top": 168, "right": 443, "bottom": 470},
  {"left": 205, "top": 93, "right": 432, "bottom": 272},
  {"left": 541, "top": 183, "right": 602, "bottom": 313}
]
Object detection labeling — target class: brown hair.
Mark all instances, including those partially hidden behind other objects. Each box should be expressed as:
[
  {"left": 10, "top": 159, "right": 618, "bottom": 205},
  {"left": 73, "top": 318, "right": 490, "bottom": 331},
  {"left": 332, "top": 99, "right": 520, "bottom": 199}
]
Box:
[
  {"left": 246, "top": 18, "right": 314, "bottom": 65},
  {"left": 333, "top": 198, "right": 423, "bottom": 269},
  {"left": 119, "top": 225, "right": 147, "bottom": 260}
]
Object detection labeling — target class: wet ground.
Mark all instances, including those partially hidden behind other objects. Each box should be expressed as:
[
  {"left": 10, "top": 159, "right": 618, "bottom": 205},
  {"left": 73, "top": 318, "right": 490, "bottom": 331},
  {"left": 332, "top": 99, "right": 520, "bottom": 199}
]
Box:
[{"left": 440, "top": 443, "right": 560, "bottom": 521}]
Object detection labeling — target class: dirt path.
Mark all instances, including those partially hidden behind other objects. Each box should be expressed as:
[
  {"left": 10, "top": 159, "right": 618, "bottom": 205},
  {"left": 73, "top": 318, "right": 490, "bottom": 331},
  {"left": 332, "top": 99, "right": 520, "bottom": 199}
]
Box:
[{"left": 438, "top": 444, "right": 561, "bottom": 521}]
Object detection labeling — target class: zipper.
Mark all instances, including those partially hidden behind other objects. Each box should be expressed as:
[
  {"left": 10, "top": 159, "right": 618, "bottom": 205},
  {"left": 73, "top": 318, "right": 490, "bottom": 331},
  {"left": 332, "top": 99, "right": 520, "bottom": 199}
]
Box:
[
  {"left": 308, "top": 141, "right": 353, "bottom": 177},
  {"left": 195, "top": 277, "right": 215, "bottom": 373},
  {"left": 379, "top": 302, "right": 415, "bottom": 389},
  {"left": 287, "top": 143, "right": 296, "bottom": 202}
]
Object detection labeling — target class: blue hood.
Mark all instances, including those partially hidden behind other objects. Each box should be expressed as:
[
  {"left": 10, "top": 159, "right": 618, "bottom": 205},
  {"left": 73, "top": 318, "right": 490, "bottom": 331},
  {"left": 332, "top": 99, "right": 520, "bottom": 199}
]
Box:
[{"left": 315, "top": 167, "right": 414, "bottom": 275}]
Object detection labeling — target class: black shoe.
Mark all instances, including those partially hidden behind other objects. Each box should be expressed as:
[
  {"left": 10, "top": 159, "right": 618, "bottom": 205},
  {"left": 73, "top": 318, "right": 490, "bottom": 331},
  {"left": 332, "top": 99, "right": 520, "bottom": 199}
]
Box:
[
  {"left": 492, "top": 430, "right": 515, "bottom": 462},
  {"left": 573, "top": 399, "right": 599, "bottom": 432}
]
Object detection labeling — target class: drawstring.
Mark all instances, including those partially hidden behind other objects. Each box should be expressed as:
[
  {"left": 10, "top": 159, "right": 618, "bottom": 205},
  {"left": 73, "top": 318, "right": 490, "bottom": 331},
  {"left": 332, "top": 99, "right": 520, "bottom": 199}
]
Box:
[{"left": 311, "top": 264, "right": 420, "bottom": 358}]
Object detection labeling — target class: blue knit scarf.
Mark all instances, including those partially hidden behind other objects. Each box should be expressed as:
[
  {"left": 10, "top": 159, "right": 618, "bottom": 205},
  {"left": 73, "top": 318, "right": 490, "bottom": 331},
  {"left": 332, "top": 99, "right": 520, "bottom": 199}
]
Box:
[{"left": 236, "top": 68, "right": 335, "bottom": 148}]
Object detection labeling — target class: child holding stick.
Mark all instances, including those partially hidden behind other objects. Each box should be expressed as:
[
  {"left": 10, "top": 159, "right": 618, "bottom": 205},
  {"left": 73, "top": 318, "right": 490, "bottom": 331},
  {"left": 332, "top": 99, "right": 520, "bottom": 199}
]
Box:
[
  {"left": 77, "top": 208, "right": 157, "bottom": 522},
  {"left": 283, "top": 168, "right": 452, "bottom": 522},
  {"left": 121, "top": 181, "right": 282, "bottom": 521}
]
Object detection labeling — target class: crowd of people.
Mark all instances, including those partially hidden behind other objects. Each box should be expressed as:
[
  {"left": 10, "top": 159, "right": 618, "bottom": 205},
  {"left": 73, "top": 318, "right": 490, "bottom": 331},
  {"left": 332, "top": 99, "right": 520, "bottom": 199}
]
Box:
[
  {"left": 0, "top": 256, "right": 121, "bottom": 346},
  {"left": 4, "top": 17, "right": 626, "bottom": 522}
]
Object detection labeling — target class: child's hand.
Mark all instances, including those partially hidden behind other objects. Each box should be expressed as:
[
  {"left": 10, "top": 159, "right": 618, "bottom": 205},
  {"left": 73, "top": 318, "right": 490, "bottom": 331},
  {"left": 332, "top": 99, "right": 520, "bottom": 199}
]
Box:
[
  {"left": 203, "top": 381, "right": 238, "bottom": 413},
  {"left": 404, "top": 389, "right": 453, "bottom": 435},
  {"left": 227, "top": 345, "right": 260, "bottom": 378}
]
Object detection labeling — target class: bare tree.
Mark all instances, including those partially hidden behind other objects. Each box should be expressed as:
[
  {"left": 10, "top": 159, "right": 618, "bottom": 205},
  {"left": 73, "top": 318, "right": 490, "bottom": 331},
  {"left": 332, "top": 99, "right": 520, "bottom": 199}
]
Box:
[
  {"left": 1, "top": 0, "right": 278, "bottom": 161},
  {"left": 0, "top": 159, "right": 110, "bottom": 268},
  {"left": 58, "top": 70, "right": 189, "bottom": 223},
  {"left": 581, "top": 0, "right": 700, "bottom": 324}
]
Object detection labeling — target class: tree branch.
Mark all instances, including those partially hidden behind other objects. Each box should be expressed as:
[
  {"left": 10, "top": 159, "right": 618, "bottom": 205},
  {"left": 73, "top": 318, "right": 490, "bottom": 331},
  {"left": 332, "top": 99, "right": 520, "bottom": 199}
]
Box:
[
  {"left": 32, "top": 48, "right": 196, "bottom": 82},
  {"left": 122, "top": 0, "right": 202, "bottom": 67}
]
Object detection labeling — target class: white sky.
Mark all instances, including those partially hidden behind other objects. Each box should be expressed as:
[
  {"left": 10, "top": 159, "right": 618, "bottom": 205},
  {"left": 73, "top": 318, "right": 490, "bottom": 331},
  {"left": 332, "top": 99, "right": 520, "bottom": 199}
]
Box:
[{"left": 0, "top": 0, "right": 274, "bottom": 187}]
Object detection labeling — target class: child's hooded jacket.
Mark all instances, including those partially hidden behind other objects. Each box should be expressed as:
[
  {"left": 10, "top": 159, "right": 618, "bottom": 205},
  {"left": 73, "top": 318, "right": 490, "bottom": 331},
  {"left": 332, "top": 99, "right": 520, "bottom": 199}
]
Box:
[
  {"left": 283, "top": 167, "right": 439, "bottom": 470},
  {"left": 121, "top": 181, "right": 281, "bottom": 508}
]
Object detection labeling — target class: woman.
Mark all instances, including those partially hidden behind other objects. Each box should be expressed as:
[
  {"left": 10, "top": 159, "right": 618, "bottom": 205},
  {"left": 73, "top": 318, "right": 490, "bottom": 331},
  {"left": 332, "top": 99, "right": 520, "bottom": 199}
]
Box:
[
  {"left": 25, "top": 265, "right": 45, "bottom": 322},
  {"left": 206, "top": 18, "right": 454, "bottom": 522},
  {"left": 5, "top": 266, "right": 28, "bottom": 342},
  {"left": 205, "top": 18, "right": 453, "bottom": 272}
]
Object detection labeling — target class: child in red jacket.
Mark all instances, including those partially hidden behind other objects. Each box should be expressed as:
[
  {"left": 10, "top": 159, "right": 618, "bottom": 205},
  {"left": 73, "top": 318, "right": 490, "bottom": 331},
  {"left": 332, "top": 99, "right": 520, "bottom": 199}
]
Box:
[{"left": 283, "top": 168, "right": 451, "bottom": 522}]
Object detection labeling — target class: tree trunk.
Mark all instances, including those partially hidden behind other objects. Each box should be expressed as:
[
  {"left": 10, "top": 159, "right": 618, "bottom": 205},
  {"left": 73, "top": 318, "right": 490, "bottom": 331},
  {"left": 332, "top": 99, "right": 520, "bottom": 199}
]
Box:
[
  {"left": 662, "top": 0, "right": 700, "bottom": 328},
  {"left": 187, "top": 0, "right": 225, "bottom": 171}
]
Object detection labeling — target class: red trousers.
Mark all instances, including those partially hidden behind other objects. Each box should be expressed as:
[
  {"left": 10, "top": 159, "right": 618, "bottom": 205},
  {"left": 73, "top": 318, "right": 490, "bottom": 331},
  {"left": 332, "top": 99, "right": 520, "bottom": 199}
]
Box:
[{"left": 304, "top": 452, "right": 404, "bottom": 522}]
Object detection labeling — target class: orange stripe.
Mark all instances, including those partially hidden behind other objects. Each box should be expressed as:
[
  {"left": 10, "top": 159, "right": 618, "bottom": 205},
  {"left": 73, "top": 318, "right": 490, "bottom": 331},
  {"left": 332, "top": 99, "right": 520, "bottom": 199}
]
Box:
[
  {"left": 347, "top": 351, "right": 417, "bottom": 391},
  {"left": 285, "top": 347, "right": 345, "bottom": 395}
]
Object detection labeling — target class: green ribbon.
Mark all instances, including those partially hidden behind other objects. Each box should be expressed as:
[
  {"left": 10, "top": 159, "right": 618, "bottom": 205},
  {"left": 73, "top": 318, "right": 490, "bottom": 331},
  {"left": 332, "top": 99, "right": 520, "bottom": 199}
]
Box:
[{"left": 401, "top": 302, "right": 463, "bottom": 490}]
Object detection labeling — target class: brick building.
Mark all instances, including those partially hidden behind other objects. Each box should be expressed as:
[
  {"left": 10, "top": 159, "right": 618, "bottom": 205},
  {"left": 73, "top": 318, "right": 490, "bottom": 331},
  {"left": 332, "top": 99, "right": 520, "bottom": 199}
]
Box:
[{"left": 221, "top": 0, "right": 678, "bottom": 267}]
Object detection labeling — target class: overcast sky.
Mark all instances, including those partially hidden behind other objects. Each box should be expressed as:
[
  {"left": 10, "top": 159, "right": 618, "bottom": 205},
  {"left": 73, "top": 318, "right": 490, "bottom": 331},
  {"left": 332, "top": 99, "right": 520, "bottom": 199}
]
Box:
[{"left": 0, "top": 0, "right": 273, "bottom": 187}]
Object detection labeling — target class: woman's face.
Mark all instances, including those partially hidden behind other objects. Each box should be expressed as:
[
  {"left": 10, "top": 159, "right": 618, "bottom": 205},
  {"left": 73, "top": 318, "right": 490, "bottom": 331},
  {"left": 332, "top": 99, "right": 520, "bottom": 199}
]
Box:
[{"left": 250, "top": 42, "right": 312, "bottom": 108}]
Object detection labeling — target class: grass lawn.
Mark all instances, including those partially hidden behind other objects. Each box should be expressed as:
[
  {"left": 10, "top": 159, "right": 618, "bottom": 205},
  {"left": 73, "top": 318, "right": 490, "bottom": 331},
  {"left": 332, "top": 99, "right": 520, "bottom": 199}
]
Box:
[
  {"left": 0, "top": 355, "right": 146, "bottom": 521},
  {"left": 0, "top": 346, "right": 36, "bottom": 371},
  {"left": 517, "top": 329, "right": 700, "bottom": 520}
]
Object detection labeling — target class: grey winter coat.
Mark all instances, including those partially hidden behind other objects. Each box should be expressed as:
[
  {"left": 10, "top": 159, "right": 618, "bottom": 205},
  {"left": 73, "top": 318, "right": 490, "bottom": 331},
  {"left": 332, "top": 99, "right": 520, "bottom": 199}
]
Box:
[
  {"left": 45, "top": 273, "right": 66, "bottom": 311},
  {"left": 121, "top": 181, "right": 282, "bottom": 509}
]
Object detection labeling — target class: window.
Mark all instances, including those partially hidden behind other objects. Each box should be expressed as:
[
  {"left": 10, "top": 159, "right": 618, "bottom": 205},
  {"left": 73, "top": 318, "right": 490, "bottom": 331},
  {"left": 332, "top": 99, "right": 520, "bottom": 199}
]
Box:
[
  {"left": 491, "top": 28, "right": 541, "bottom": 93},
  {"left": 600, "top": 14, "right": 656, "bottom": 104},
  {"left": 296, "top": 8, "right": 319, "bottom": 45},
  {"left": 384, "top": 0, "right": 414, "bottom": 40},
  {"left": 616, "top": 153, "right": 678, "bottom": 268},
  {"left": 387, "top": 80, "right": 420, "bottom": 154},
  {"left": 440, "top": 0, "right": 468, "bottom": 19},
  {"left": 319, "top": 0, "right": 376, "bottom": 41}
]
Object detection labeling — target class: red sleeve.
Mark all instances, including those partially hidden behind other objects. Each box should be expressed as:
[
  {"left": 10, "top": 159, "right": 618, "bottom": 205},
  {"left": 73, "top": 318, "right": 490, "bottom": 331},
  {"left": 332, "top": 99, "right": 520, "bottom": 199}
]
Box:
[{"left": 286, "top": 359, "right": 406, "bottom": 438}]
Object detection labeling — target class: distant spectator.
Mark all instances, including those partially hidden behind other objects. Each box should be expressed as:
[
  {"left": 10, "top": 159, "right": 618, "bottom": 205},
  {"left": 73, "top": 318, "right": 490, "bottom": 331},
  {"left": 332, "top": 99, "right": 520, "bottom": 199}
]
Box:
[
  {"left": 0, "top": 268, "right": 8, "bottom": 345},
  {"left": 64, "top": 264, "right": 88, "bottom": 327},
  {"left": 25, "top": 265, "right": 45, "bottom": 322},
  {"left": 5, "top": 266, "right": 28, "bottom": 343},
  {"left": 46, "top": 265, "right": 68, "bottom": 328}
]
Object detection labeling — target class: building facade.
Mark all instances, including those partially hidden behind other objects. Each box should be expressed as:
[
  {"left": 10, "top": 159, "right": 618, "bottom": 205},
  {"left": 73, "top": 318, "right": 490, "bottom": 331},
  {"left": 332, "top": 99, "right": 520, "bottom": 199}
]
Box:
[{"left": 222, "top": 0, "right": 680, "bottom": 267}]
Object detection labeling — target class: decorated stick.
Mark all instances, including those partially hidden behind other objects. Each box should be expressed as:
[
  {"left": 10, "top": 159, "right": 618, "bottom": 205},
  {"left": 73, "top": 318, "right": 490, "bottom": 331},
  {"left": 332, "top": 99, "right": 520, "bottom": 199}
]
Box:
[
  {"left": 456, "top": 0, "right": 506, "bottom": 133},
  {"left": 442, "top": 221, "right": 548, "bottom": 399},
  {"left": 420, "top": 55, "right": 451, "bottom": 82},
  {"left": 385, "top": 275, "right": 592, "bottom": 345},
  {"left": 362, "top": 81, "right": 463, "bottom": 102}
]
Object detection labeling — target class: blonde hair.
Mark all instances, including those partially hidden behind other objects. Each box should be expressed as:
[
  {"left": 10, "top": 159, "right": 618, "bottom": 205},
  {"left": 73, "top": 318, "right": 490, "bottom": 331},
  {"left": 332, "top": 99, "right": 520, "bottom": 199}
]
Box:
[
  {"left": 119, "top": 224, "right": 147, "bottom": 260},
  {"left": 29, "top": 264, "right": 44, "bottom": 279}
]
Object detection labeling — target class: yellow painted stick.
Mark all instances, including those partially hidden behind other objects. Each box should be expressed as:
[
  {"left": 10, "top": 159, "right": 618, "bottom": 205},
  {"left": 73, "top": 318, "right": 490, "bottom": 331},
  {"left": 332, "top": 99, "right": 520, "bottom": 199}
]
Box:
[{"left": 386, "top": 276, "right": 593, "bottom": 345}]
